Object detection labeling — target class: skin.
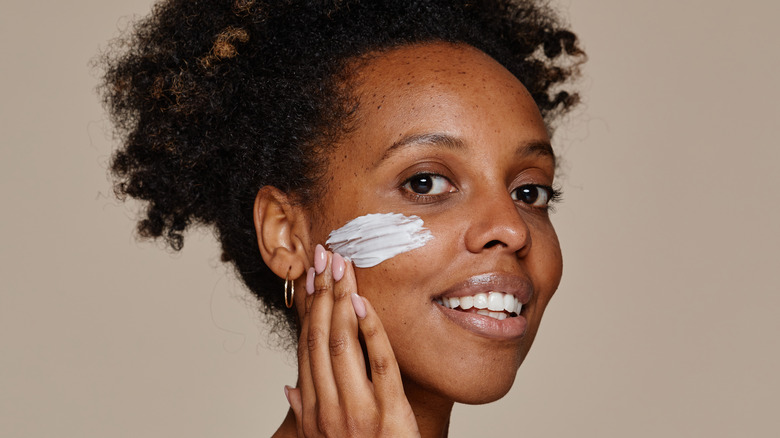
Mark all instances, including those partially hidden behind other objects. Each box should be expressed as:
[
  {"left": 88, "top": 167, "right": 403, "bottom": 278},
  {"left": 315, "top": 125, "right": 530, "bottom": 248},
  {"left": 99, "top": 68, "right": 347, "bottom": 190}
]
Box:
[{"left": 256, "top": 42, "right": 563, "bottom": 437}]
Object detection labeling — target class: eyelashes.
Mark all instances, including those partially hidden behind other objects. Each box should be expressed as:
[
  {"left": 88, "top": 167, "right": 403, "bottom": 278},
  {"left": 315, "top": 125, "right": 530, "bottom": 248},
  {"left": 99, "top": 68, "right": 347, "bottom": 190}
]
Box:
[{"left": 400, "top": 172, "right": 562, "bottom": 209}]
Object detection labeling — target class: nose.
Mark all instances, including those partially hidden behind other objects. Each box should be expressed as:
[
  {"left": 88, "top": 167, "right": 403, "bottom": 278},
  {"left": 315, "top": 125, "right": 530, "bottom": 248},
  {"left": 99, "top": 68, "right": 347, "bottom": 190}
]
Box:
[{"left": 463, "top": 188, "right": 531, "bottom": 256}]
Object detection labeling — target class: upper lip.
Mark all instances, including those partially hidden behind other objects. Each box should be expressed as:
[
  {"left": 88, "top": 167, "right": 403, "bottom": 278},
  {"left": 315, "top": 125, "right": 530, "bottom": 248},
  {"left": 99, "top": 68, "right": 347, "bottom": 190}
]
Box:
[{"left": 435, "top": 273, "right": 533, "bottom": 304}]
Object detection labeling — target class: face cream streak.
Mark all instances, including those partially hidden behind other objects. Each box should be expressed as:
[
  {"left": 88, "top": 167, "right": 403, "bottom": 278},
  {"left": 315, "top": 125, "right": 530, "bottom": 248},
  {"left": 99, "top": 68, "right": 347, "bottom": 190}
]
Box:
[{"left": 325, "top": 213, "right": 433, "bottom": 268}]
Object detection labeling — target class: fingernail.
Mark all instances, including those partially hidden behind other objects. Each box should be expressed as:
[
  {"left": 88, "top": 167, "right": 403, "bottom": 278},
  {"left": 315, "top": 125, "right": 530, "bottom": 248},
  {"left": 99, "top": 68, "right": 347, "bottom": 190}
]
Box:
[
  {"left": 283, "top": 385, "right": 291, "bottom": 404},
  {"left": 350, "top": 293, "right": 367, "bottom": 319},
  {"left": 314, "top": 244, "right": 326, "bottom": 274},
  {"left": 332, "top": 253, "right": 345, "bottom": 281},
  {"left": 306, "top": 267, "right": 315, "bottom": 295}
]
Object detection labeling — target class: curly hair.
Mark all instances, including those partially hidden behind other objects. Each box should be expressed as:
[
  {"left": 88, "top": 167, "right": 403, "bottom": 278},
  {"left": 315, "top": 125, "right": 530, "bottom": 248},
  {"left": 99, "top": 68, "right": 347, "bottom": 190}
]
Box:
[{"left": 99, "top": 0, "right": 584, "bottom": 340}]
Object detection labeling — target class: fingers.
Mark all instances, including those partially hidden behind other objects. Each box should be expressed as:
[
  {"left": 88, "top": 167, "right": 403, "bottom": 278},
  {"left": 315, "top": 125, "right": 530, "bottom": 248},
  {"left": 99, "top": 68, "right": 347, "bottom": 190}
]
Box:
[
  {"left": 291, "top": 244, "right": 416, "bottom": 436},
  {"left": 329, "top": 255, "right": 374, "bottom": 406},
  {"left": 284, "top": 386, "right": 305, "bottom": 437},
  {"left": 354, "top": 295, "right": 407, "bottom": 413},
  {"left": 295, "top": 272, "right": 317, "bottom": 431},
  {"left": 306, "top": 245, "right": 338, "bottom": 407}
]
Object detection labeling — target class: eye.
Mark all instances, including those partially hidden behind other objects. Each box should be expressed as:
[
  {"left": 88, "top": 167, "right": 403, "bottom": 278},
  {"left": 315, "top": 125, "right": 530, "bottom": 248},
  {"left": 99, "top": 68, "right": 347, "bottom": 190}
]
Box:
[
  {"left": 511, "top": 184, "right": 558, "bottom": 207},
  {"left": 402, "top": 173, "right": 456, "bottom": 196}
]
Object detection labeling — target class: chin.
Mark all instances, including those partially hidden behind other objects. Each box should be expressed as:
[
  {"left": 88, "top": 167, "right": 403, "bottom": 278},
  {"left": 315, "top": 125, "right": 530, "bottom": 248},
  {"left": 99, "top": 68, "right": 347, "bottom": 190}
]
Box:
[
  {"left": 401, "top": 343, "right": 529, "bottom": 407},
  {"left": 454, "top": 377, "right": 518, "bottom": 405},
  {"left": 442, "top": 350, "right": 529, "bottom": 405}
]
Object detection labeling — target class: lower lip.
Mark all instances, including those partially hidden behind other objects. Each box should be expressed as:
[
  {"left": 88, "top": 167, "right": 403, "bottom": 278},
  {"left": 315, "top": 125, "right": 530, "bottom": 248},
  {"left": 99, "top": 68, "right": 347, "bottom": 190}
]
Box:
[{"left": 436, "top": 304, "right": 528, "bottom": 340}]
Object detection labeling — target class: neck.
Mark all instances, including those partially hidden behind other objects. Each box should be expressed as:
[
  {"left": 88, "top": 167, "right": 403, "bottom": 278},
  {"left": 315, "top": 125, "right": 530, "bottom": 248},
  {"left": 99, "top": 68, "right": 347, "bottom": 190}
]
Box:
[{"left": 404, "top": 381, "right": 454, "bottom": 438}]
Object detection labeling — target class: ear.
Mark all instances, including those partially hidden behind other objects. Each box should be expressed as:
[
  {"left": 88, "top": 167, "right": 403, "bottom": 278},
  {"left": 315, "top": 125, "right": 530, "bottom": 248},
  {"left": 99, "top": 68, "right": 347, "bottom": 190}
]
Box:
[{"left": 253, "top": 186, "right": 311, "bottom": 283}]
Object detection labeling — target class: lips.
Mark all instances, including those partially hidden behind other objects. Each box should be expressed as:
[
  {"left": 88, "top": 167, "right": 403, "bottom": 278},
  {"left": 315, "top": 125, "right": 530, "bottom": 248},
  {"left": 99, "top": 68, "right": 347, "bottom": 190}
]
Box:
[{"left": 433, "top": 273, "right": 532, "bottom": 340}]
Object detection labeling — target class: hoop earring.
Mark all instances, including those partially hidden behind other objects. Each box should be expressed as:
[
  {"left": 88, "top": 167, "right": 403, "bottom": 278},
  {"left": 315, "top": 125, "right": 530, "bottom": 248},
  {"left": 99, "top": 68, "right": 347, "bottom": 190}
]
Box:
[{"left": 284, "top": 267, "right": 294, "bottom": 308}]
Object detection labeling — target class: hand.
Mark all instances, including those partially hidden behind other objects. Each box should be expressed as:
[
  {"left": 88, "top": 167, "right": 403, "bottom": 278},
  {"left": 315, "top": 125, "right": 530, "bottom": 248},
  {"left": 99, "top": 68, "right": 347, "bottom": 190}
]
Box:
[{"left": 285, "top": 245, "right": 420, "bottom": 437}]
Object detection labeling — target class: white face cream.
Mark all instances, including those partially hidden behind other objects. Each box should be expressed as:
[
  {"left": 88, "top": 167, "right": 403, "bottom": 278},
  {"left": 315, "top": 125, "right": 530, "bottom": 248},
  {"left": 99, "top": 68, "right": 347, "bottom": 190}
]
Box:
[{"left": 325, "top": 213, "right": 433, "bottom": 268}]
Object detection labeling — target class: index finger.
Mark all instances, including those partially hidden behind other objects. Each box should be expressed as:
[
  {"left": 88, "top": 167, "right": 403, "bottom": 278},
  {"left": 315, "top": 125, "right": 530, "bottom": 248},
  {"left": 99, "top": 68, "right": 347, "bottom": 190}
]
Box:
[{"left": 351, "top": 295, "right": 407, "bottom": 411}]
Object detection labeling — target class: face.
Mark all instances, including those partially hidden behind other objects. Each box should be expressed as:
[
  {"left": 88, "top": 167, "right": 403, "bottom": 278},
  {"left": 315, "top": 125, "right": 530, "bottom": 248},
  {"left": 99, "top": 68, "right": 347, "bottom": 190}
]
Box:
[{"left": 308, "top": 42, "right": 563, "bottom": 405}]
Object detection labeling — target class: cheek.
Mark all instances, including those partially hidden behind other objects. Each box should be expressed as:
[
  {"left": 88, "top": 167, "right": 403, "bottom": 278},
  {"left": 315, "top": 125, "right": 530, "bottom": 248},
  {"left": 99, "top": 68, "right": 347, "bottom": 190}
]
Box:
[
  {"left": 541, "top": 223, "right": 563, "bottom": 285},
  {"left": 352, "top": 247, "right": 437, "bottom": 305},
  {"left": 349, "top": 228, "right": 449, "bottom": 325},
  {"left": 326, "top": 213, "right": 433, "bottom": 268},
  {"left": 528, "top": 221, "right": 563, "bottom": 309}
]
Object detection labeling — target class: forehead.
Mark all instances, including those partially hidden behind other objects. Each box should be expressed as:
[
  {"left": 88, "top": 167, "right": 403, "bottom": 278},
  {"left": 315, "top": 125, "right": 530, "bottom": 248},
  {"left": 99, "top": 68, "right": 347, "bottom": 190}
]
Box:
[
  {"left": 353, "top": 42, "right": 539, "bottom": 112},
  {"left": 345, "top": 42, "right": 547, "bottom": 146},
  {"left": 357, "top": 42, "right": 511, "bottom": 82}
]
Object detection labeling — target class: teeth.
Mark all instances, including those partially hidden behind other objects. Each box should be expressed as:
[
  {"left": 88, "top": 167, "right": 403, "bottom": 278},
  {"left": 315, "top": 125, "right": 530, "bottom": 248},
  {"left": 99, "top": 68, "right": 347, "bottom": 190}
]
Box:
[
  {"left": 473, "top": 293, "right": 488, "bottom": 309},
  {"left": 504, "top": 294, "right": 515, "bottom": 313},
  {"left": 436, "top": 291, "right": 523, "bottom": 318},
  {"left": 487, "top": 292, "right": 504, "bottom": 311},
  {"left": 489, "top": 311, "right": 507, "bottom": 320}
]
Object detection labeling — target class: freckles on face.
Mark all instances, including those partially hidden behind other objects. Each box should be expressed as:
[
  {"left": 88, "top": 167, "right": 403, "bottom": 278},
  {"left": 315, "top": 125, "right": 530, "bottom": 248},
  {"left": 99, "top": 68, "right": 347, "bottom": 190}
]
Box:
[{"left": 312, "top": 42, "right": 563, "bottom": 404}]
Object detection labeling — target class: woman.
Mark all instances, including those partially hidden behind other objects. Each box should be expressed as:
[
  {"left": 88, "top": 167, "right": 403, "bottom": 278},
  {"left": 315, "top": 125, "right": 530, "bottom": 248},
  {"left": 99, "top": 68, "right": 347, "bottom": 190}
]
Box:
[{"left": 101, "top": 0, "right": 584, "bottom": 436}]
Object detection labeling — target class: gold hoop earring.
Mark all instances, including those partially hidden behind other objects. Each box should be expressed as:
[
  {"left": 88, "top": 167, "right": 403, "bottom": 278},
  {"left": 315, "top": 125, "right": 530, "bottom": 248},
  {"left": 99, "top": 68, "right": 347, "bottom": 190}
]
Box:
[{"left": 284, "top": 267, "right": 294, "bottom": 308}]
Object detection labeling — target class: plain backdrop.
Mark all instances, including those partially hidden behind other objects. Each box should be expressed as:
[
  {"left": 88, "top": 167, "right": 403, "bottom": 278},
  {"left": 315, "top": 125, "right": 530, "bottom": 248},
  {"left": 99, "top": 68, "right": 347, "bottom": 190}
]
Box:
[{"left": 2, "top": 0, "right": 778, "bottom": 436}]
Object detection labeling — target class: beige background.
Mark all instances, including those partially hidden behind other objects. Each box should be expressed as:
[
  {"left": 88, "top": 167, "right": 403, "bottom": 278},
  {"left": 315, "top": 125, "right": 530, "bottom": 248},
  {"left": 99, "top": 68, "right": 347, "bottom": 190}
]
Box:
[{"left": 2, "top": 0, "right": 779, "bottom": 436}]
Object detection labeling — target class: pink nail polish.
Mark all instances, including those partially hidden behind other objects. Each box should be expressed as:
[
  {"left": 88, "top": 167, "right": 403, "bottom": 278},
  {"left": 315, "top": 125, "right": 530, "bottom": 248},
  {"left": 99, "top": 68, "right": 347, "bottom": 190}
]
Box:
[
  {"left": 283, "top": 385, "right": 291, "bottom": 404},
  {"left": 306, "top": 267, "right": 315, "bottom": 295},
  {"left": 351, "top": 293, "right": 367, "bottom": 319},
  {"left": 314, "top": 244, "right": 326, "bottom": 274},
  {"left": 332, "top": 253, "right": 345, "bottom": 281}
]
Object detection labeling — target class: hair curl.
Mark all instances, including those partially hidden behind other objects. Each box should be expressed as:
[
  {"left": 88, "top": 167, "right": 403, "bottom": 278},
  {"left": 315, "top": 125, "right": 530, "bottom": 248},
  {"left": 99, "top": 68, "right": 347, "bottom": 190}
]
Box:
[{"left": 99, "top": 0, "right": 584, "bottom": 341}]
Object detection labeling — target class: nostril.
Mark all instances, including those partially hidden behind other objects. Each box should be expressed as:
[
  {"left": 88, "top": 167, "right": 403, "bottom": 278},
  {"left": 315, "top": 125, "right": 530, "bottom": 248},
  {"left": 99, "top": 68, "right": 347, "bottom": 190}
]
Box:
[
  {"left": 465, "top": 210, "right": 531, "bottom": 254},
  {"left": 484, "top": 240, "right": 502, "bottom": 249}
]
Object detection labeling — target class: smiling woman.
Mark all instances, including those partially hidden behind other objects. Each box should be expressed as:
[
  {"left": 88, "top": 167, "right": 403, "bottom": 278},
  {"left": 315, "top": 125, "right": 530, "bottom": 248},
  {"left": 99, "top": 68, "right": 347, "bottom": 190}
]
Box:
[{"left": 99, "top": 0, "right": 584, "bottom": 436}]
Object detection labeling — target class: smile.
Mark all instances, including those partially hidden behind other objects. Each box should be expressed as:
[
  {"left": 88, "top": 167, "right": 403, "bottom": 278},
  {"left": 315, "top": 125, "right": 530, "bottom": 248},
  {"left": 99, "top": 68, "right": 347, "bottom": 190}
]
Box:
[
  {"left": 431, "top": 273, "right": 532, "bottom": 340},
  {"left": 435, "top": 291, "right": 522, "bottom": 320}
]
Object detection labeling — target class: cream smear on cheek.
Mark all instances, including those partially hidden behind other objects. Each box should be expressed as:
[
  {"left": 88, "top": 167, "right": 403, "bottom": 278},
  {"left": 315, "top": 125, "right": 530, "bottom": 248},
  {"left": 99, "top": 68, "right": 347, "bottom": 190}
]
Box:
[{"left": 325, "top": 213, "right": 433, "bottom": 268}]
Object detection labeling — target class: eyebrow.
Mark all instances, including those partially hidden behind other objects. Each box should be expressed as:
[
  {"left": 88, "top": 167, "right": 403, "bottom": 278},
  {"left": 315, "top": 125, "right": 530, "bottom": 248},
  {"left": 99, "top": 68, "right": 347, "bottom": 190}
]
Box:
[
  {"left": 376, "top": 133, "right": 465, "bottom": 165},
  {"left": 522, "top": 140, "right": 556, "bottom": 165},
  {"left": 374, "top": 132, "right": 555, "bottom": 168}
]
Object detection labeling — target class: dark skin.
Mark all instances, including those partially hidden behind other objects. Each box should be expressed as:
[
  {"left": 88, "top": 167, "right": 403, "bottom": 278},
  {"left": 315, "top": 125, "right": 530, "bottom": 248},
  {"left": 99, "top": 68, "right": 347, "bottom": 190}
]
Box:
[{"left": 255, "top": 42, "right": 563, "bottom": 437}]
